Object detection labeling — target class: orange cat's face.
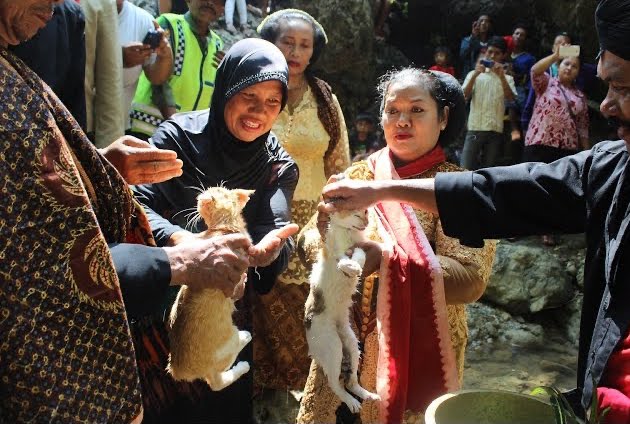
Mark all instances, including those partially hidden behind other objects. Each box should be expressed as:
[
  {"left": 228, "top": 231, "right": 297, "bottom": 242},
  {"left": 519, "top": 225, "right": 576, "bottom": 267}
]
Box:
[
  {"left": 197, "top": 187, "right": 254, "bottom": 228},
  {"left": 329, "top": 209, "right": 369, "bottom": 231}
]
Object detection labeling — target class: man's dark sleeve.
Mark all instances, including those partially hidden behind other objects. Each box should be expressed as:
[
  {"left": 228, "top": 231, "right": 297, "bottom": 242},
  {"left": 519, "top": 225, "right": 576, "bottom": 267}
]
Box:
[
  {"left": 435, "top": 152, "right": 590, "bottom": 247},
  {"left": 109, "top": 243, "right": 172, "bottom": 318},
  {"left": 248, "top": 162, "right": 299, "bottom": 294}
]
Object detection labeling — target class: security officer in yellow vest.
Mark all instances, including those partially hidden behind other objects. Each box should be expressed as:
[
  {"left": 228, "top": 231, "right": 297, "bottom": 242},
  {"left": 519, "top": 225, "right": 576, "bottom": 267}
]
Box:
[{"left": 129, "top": 0, "right": 226, "bottom": 138}]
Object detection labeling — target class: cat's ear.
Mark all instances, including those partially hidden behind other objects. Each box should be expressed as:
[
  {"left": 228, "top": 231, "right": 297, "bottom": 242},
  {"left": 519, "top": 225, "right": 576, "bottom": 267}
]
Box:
[{"left": 235, "top": 189, "right": 255, "bottom": 207}]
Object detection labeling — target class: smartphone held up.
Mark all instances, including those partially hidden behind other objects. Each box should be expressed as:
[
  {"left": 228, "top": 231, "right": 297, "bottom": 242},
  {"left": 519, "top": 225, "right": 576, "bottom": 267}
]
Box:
[
  {"left": 142, "top": 29, "right": 161, "bottom": 50},
  {"left": 559, "top": 45, "right": 580, "bottom": 58}
]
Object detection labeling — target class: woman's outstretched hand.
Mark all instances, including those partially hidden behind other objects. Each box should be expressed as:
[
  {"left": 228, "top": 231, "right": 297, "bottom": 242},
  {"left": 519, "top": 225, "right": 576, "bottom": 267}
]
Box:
[{"left": 248, "top": 223, "right": 299, "bottom": 267}]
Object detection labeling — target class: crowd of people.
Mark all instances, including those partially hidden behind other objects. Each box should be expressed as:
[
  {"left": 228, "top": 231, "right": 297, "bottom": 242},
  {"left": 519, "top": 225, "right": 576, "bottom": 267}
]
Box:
[{"left": 1, "top": 0, "right": 629, "bottom": 423}]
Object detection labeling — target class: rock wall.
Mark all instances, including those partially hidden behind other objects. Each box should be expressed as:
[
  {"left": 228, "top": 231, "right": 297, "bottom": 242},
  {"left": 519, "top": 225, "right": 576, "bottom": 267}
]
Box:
[
  {"left": 276, "top": 0, "right": 598, "bottom": 121},
  {"left": 469, "top": 235, "right": 586, "bottom": 349},
  {"left": 276, "top": 0, "right": 408, "bottom": 119}
]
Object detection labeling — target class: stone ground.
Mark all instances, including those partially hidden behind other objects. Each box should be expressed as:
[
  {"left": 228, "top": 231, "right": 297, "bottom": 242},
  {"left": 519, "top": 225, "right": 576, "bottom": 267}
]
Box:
[{"left": 252, "top": 331, "right": 578, "bottom": 423}]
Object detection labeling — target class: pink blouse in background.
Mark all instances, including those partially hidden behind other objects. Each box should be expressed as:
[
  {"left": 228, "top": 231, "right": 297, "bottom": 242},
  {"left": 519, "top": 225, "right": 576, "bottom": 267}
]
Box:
[{"left": 525, "top": 71, "right": 589, "bottom": 151}]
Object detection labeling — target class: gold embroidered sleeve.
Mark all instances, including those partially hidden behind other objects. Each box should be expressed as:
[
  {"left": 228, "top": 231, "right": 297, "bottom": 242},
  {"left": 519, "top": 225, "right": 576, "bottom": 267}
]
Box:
[
  {"left": 323, "top": 94, "right": 351, "bottom": 179},
  {"left": 435, "top": 218, "right": 497, "bottom": 304}
]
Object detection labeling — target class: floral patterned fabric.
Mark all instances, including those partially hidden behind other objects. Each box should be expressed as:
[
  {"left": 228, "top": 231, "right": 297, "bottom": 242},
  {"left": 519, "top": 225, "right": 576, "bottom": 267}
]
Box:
[
  {"left": 525, "top": 72, "right": 589, "bottom": 151},
  {"left": 296, "top": 161, "right": 496, "bottom": 424},
  {"left": 252, "top": 83, "right": 351, "bottom": 391},
  {"left": 0, "top": 49, "right": 143, "bottom": 422}
]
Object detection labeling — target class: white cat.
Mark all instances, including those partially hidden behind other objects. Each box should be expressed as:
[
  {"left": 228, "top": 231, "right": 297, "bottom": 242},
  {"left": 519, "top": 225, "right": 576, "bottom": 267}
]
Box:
[{"left": 304, "top": 209, "right": 381, "bottom": 413}]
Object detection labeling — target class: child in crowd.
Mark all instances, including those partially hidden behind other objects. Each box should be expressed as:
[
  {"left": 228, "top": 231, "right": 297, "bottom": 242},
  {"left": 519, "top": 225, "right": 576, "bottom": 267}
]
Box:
[
  {"left": 429, "top": 46, "right": 456, "bottom": 77},
  {"left": 460, "top": 36, "right": 517, "bottom": 170},
  {"left": 349, "top": 112, "right": 384, "bottom": 161}
]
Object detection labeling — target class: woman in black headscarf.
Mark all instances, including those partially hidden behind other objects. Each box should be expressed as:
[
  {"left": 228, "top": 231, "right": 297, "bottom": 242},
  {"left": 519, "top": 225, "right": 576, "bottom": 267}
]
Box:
[{"left": 132, "top": 38, "right": 298, "bottom": 423}]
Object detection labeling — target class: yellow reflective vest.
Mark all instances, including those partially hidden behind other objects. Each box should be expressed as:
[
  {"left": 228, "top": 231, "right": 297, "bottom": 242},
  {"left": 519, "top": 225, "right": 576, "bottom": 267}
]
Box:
[{"left": 130, "top": 13, "right": 223, "bottom": 136}]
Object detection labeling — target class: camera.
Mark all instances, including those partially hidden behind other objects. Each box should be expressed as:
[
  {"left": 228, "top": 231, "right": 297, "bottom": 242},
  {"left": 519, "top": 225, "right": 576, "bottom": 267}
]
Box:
[
  {"left": 142, "top": 29, "right": 161, "bottom": 50},
  {"left": 480, "top": 58, "right": 494, "bottom": 68},
  {"left": 559, "top": 45, "right": 580, "bottom": 58}
]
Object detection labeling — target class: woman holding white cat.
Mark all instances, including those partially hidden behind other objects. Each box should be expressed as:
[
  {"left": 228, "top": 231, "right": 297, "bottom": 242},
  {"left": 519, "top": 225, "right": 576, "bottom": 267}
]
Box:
[
  {"left": 132, "top": 38, "right": 298, "bottom": 423},
  {"left": 254, "top": 8, "right": 351, "bottom": 395},
  {"left": 297, "top": 69, "right": 496, "bottom": 423}
]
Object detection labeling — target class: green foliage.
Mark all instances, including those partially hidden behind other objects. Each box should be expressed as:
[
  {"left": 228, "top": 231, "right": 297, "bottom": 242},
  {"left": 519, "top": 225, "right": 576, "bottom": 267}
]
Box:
[
  {"left": 531, "top": 382, "right": 611, "bottom": 424},
  {"left": 531, "top": 386, "right": 580, "bottom": 424},
  {"left": 390, "top": 0, "right": 409, "bottom": 19}
]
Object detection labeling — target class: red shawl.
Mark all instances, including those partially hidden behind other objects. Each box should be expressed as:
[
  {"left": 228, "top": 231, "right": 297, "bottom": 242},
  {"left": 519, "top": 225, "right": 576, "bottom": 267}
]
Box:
[{"left": 368, "top": 146, "right": 459, "bottom": 423}]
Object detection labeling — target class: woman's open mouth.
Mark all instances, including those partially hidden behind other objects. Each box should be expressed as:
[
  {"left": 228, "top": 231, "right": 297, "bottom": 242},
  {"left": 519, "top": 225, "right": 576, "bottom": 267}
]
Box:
[{"left": 241, "top": 118, "right": 263, "bottom": 132}]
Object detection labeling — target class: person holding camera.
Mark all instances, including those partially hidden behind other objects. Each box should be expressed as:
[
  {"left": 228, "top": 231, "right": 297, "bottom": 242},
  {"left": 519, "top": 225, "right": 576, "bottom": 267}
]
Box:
[
  {"left": 459, "top": 13, "right": 493, "bottom": 77},
  {"left": 129, "top": 0, "right": 226, "bottom": 139},
  {"left": 118, "top": 0, "right": 174, "bottom": 132},
  {"left": 461, "top": 36, "right": 517, "bottom": 170}
]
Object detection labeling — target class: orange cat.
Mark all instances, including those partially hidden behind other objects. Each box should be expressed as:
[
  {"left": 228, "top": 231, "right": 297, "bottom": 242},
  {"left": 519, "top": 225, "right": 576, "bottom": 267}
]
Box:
[{"left": 166, "top": 187, "right": 254, "bottom": 391}]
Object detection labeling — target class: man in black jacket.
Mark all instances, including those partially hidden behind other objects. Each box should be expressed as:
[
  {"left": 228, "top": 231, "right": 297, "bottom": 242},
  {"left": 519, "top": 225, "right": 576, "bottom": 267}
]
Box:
[{"left": 320, "top": 0, "right": 630, "bottom": 420}]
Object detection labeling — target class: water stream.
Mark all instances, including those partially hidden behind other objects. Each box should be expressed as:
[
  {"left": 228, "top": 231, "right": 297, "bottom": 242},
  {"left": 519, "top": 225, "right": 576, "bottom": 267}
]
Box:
[{"left": 464, "top": 332, "right": 578, "bottom": 395}]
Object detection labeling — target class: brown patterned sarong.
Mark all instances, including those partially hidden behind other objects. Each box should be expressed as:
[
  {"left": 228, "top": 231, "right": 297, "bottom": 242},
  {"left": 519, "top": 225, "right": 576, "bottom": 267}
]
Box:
[{"left": 0, "top": 49, "right": 143, "bottom": 422}]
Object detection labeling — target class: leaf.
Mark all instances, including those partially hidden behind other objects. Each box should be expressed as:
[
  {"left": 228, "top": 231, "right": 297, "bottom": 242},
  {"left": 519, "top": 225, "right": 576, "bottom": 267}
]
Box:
[
  {"left": 532, "top": 386, "right": 566, "bottom": 424},
  {"left": 532, "top": 386, "right": 582, "bottom": 424}
]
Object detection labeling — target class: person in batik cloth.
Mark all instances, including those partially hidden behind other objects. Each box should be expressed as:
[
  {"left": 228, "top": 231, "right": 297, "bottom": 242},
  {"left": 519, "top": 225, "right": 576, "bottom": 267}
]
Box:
[
  {"left": 253, "top": 9, "right": 351, "bottom": 394},
  {"left": 0, "top": 1, "right": 250, "bottom": 421},
  {"left": 297, "top": 69, "right": 496, "bottom": 424}
]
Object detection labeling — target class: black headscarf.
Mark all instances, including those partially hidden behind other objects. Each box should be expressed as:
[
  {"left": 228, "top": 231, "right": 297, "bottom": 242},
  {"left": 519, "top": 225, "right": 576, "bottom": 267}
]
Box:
[
  {"left": 596, "top": 0, "right": 630, "bottom": 61},
  {"left": 201, "top": 38, "right": 291, "bottom": 190}
]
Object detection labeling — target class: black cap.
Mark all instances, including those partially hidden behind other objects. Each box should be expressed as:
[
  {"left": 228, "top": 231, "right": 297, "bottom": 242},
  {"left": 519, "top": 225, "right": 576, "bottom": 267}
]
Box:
[{"left": 596, "top": 0, "right": 630, "bottom": 61}]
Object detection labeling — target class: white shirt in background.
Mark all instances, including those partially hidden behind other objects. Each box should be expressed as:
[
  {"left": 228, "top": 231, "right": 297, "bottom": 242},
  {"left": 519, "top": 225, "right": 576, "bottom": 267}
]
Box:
[
  {"left": 463, "top": 69, "right": 517, "bottom": 133},
  {"left": 118, "top": 0, "right": 156, "bottom": 129}
]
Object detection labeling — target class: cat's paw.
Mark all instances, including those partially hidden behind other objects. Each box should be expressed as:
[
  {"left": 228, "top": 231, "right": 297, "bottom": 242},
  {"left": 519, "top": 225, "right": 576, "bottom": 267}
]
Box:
[
  {"left": 342, "top": 395, "right": 362, "bottom": 413},
  {"left": 338, "top": 258, "right": 362, "bottom": 278},
  {"left": 233, "top": 361, "right": 250, "bottom": 375},
  {"left": 238, "top": 330, "right": 252, "bottom": 345},
  {"left": 365, "top": 392, "right": 381, "bottom": 401}
]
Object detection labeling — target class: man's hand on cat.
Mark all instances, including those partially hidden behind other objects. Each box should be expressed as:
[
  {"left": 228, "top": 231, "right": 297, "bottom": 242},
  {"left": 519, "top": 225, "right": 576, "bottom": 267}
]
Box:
[
  {"left": 99, "top": 136, "right": 183, "bottom": 185},
  {"left": 316, "top": 204, "right": 330, "bottom": 241},
  {"left": 321, "top": 176, "right": 382, "bottom": 214},
  {"left": 347, "top": 241, "right": 382, "bottom": 278},
  {"left": 316, "top": 173, "right": 346, "bottom": 241},
  {"left": 164, "top": 233, "right": 251, "bottom": 296},
  {"left": 248, "top": 224, "right": 299, "bottom": 267}
]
